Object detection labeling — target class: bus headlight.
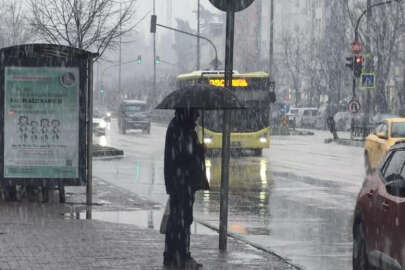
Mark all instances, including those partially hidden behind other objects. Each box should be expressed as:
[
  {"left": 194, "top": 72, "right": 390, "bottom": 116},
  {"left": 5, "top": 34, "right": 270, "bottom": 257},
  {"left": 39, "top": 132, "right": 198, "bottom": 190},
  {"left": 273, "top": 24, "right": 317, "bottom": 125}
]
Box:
[
  {"left": 204, "top": 137, "right": 212, "bottom": 144},
  {"left": 259, "top": 137, "right": 267, "bottom": 143}
]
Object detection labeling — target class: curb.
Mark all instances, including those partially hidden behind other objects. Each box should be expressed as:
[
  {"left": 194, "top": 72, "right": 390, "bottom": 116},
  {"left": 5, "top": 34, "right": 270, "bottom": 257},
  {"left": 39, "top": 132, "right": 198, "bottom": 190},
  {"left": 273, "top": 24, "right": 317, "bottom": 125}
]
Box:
[
  {"left": 92, "top": 144, "right": 124, "bottom": 158},
  {"left": 324, "top": 138, "right": 364, "bottom": 147},
  {"left": 194, "top": 218, "right": 303, "bottom": 270},
  {"left": 271, "top": 129, "right": 315, "bottom": 136}
]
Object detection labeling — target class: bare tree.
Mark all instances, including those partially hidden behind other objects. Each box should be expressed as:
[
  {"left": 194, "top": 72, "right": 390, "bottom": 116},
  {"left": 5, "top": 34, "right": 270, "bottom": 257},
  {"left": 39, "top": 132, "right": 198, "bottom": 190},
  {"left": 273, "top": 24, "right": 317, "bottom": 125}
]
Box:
[
  {"left": 28, "top": 0, "right": 137, "bottom": 58},
  {"left": 281, "top": 28, "right": 306, "bottom": 107},
  {"left": 0, "top": 0, "right": 33, "bottom": 47},
  {"left": 173, "top": 18, "right": 195, "bottom": 73},
  {"left": 347, "top": 0, "right": 404, "bottom": 113}
]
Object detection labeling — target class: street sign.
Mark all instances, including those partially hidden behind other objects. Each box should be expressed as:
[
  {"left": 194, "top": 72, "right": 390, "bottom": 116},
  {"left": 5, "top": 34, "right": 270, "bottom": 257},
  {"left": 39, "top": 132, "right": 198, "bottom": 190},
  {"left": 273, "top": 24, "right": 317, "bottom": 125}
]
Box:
[
  {"left": 351, "top": 41, "right": 363, "bottom": 54},
  {"left": 360, "top": 73, "right": 376, "bottom": 88},
  {"left": 209, "top": 0, "right": 255, "bottom": 12},
  {"left": 208, "top": 0, "right": 256, "bottom": 252},
  {"left": 347, "top": 98, "right": 361, "bottom": 114}
]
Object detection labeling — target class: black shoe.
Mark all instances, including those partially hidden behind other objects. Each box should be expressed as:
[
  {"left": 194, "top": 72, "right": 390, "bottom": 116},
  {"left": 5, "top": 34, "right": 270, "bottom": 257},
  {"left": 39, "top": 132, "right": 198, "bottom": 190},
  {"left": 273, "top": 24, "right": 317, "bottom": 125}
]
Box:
[
  {"left": 164, "top": 256, "right": 185, "bottom": 269},
  {"left": 163, "top": 257, "right": 172, "bottom": 266},
  {"left": 185, "top": 257, "right": 202, "bottom": 269},
  {"left": 163, "top": 253, "right": 174, "bottom": 266}
]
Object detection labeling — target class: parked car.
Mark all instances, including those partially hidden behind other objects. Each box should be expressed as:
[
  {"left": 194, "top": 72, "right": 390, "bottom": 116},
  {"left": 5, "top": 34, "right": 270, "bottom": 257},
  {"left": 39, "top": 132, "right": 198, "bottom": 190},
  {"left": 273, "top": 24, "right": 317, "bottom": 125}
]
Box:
[
  {"left": 93, "top": 110, "right": 107, "bottom": 136},
  {"left": 288, "top": 107, "right": 321, "bottom": 128},
  {"left": 94, "top": 107, "right": 112, "bottom": 122},
  {"left": 118, "top": 99, "right": 151, "bottom": 134},
  {"left": 353, "top": 141, "right": 405, "bottom": 270},
  {"left": 364, "top": 117, "right": 405, "bottom": 173}
]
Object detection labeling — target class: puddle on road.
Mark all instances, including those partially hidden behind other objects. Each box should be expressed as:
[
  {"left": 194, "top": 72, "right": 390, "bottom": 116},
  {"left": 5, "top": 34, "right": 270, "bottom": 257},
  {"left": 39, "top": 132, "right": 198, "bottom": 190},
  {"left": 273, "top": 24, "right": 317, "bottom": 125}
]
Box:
[{"left": 68, "top": 208, "right": 217, "bottom": 235}]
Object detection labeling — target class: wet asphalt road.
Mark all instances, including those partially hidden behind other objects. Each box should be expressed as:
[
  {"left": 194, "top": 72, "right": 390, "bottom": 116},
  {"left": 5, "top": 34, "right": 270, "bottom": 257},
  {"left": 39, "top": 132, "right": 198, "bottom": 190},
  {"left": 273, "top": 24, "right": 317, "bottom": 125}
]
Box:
[{"left": 93, "top": 120, "right": 365, "bottom": 270}]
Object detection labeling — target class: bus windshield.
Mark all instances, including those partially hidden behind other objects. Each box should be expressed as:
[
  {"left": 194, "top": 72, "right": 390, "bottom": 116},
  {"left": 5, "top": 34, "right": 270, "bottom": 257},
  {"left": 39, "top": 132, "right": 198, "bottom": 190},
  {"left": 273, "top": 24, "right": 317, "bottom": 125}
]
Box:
[{"left": 203, "top": 108, "right": 269, "bottom": 132}]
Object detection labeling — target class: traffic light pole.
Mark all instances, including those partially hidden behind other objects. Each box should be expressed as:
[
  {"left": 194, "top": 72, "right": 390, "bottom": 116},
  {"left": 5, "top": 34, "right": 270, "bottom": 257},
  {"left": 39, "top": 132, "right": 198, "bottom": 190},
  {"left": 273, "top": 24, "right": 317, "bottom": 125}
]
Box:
[
  {"left": 352, "top": 0, "right": 400, "bottom": 129},
  {"left": 154, "top": 22, "right": 219, "bottom": 70},
  {"left": 152, "top": 0, "right": 156, "bottom": 107}
]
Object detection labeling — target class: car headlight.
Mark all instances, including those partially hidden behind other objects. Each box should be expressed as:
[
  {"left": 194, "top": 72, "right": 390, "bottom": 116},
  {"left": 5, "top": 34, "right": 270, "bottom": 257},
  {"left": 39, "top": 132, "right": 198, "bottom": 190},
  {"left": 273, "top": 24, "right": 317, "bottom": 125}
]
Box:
[
  {"left": 99, "top": 120, "right": 107, "bottom": 128},
  {"left": 204, "top": 137, "right": 212, "bottom": 144},
  {"left": 259, "top": 137, "right": 267, "bottom": 143}
]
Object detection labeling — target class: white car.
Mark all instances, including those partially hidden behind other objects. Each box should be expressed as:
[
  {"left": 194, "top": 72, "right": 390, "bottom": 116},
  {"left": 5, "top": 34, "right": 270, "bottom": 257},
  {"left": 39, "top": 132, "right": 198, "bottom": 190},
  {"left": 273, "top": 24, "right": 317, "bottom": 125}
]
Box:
[
  {"left": 93, "top": 115, "right": 107, "bottom": 135},
  {"left": 289, "top": 107, "right": 321, "bottom": 128}
]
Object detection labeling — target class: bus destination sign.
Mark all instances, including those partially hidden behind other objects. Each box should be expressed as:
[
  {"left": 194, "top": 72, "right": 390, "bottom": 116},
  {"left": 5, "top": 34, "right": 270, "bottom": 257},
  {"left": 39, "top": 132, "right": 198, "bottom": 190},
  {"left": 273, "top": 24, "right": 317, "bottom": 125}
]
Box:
[{"left": 209, "top": 78, "right": 248, "bottom": 87}]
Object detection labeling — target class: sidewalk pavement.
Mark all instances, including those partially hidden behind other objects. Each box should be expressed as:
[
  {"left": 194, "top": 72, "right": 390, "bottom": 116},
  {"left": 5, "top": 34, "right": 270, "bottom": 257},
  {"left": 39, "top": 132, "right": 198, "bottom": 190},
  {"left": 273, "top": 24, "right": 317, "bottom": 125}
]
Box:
[{"left": 0, "top": 177, "right": 298, "bottom": 270}]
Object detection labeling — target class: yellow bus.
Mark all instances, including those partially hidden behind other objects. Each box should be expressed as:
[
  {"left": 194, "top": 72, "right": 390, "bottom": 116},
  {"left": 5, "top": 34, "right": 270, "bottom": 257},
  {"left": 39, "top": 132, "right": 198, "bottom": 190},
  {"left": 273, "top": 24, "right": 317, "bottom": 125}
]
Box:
[{"left": 176, "top": 70, "right": 275, "bottom": 156}]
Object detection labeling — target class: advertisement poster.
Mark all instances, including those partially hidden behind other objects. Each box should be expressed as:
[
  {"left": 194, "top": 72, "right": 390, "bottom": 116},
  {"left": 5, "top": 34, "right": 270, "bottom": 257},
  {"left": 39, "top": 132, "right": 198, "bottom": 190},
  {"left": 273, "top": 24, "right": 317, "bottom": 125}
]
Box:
[{"left": 4, "top": 67, "right": 79, "bottom": 178}]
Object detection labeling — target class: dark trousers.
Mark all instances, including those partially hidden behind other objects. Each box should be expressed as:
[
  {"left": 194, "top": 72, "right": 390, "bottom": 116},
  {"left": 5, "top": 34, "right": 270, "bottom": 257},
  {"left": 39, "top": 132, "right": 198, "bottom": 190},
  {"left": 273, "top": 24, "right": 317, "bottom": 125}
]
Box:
[{"left": 164, "top": 192, "right": 194, "bottom": 265}]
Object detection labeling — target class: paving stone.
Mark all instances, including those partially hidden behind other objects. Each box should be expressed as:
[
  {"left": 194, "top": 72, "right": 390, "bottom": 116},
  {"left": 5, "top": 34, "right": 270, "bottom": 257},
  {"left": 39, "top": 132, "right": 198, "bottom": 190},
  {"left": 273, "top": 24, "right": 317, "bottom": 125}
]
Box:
[{"left": 0, "top": 178, "right": 297, "bottom": 270}]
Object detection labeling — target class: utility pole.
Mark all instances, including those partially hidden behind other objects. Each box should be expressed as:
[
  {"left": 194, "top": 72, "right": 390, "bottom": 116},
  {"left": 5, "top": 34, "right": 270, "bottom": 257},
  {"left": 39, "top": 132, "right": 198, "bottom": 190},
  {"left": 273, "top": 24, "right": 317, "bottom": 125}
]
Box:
[
  {"left": 119, "top": 1, "right": 122, "bottom": 99},
  {"left": 364, "top": 0, "right": 372, "bottom": 127},
  {"left": 153, "top": 0, "right": 156, "bottom": 106},
  {"left": 269, "top": 0, "right": 274, "bottom": 78},
  {"left": 197, "top": 0, "right": 200, "bottom": 70}
]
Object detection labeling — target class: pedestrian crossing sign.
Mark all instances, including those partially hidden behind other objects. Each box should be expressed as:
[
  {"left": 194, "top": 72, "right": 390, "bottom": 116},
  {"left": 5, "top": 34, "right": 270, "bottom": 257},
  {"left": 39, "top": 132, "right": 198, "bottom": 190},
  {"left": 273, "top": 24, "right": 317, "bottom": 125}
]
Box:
[{"left": 360, "top": 73, "right": 376, "bottom": 89}]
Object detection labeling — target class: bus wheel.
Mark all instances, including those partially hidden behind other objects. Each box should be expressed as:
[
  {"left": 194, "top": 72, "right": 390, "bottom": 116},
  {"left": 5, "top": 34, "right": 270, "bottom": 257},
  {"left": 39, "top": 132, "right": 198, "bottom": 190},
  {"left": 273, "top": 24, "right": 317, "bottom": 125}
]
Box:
[{"left": 253, "top": 149, "right": 262, "bottom": 156}]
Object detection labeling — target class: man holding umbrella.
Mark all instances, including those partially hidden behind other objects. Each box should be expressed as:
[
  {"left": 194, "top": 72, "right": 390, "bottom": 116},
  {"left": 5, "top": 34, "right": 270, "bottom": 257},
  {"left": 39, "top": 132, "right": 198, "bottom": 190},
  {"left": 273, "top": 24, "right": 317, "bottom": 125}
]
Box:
[
  {"left": 156, "top": 84, "right": 244, "bottom": 268},
  {"left": 163, "top": 107, "right": 208, "bottom": 269}
]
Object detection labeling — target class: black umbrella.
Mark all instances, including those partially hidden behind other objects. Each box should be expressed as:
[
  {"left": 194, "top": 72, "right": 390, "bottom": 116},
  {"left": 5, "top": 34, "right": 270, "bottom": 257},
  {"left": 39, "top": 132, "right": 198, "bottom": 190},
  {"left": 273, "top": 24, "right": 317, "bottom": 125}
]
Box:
[
  {"left": 155, "top": 84, "right": 245, "bottom": 188},
  {"left": 155, "top": 84, "right": 244, "bottom": 110},
  {"left": 155, "top": 84, "right": 245, "bottom": 142}
]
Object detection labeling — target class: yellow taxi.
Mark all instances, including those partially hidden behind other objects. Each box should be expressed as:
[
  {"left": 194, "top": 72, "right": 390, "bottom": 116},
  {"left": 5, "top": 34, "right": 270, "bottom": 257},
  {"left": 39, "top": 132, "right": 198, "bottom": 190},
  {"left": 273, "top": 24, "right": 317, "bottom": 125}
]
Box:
[{"left": 364, "top": 117, "right": 405, "bottom": 173}]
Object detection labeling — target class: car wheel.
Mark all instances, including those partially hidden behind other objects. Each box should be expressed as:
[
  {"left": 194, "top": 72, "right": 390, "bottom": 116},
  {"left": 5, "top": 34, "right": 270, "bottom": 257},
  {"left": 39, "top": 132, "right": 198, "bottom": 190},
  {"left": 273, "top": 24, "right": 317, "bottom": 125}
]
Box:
[
  {"left": 353, "top": 222, "right": 372, "bottom": 270},
  {"left": 364, "top": 152, "right": 372, "bottom": 175}
]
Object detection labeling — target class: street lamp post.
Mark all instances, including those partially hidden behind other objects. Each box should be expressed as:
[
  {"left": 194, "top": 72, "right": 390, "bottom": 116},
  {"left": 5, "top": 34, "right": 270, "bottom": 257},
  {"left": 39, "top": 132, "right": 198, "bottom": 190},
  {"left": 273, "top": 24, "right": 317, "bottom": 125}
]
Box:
[
  {"left": 197, "top": 0, "right": 200, "bottom": 70},
  {"left": 269, "top": 0, "right": 274, "bottom": 78},
  {"left": 153, "top": 0, "right": 156, "bottom": 107}
]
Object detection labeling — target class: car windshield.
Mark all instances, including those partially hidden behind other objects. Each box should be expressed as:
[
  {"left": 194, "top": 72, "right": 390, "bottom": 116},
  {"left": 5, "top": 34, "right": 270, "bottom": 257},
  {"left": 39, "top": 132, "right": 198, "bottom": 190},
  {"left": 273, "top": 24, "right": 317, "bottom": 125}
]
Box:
[
  {"left": 124, "top": 104, "right": 146, "bottom": 112},
  {"left": 391, "top": 122, "right": 405, "bottom": 138}
]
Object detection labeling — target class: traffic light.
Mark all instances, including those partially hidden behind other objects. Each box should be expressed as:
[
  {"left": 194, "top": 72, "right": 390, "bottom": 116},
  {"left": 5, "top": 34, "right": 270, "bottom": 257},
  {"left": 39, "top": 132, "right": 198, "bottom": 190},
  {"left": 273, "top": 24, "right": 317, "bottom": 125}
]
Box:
[
  {"left": 100, "top": 88, "right": 104, "bottom": 94},
  {"left": 137, "top": 55, "right": 142, "bottom": 64},
  {"left": 345, "top": 56, "right": 354, "bottom": 70},
  {"left": 354, "top": 56, "right": 364, "bottom": 78},
  {"left": 155, "top": 56, "right": 160, "bottom": 64},
  {"left": 150, "top": 15, "right": 157, "bottom": 33}
]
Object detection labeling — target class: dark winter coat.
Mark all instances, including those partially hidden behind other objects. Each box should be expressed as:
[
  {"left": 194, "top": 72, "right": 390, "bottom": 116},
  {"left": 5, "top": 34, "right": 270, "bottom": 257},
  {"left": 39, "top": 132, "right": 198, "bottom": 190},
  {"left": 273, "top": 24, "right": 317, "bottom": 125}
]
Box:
[{"left": 164, "top": 114, "right": 206, "bottom": 197}]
